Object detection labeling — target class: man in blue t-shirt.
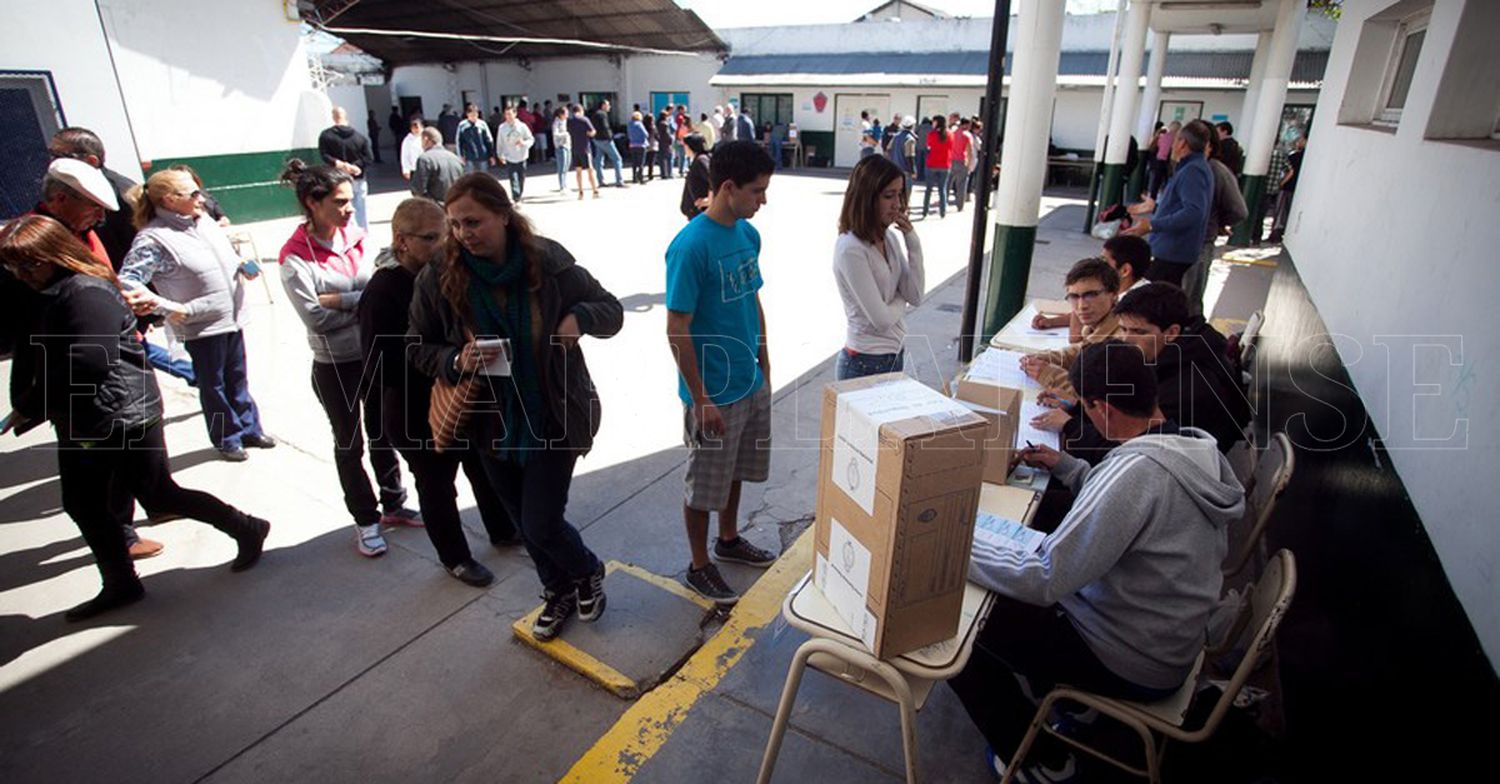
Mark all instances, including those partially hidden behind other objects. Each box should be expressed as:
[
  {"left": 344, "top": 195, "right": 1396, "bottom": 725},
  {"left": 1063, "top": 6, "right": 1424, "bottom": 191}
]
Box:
[{"left": 665, "top": 140, "right": 780, "bottom": 604}]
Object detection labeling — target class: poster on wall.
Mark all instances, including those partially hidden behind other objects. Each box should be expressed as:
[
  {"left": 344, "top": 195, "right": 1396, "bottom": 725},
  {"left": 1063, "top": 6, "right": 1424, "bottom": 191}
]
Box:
[{"left": 1158, "top": 100, "right": 1204, "bottom": 124}]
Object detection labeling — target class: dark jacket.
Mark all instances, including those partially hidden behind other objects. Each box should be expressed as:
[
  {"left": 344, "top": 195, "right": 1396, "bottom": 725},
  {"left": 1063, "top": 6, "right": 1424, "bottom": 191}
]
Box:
[
  {"left": 1155, "top": 318, "right": 1251, "bottom": 452},
  {"left": 358, "top": 256, "right": 428, "bottom": 449},
  {"left": 680, "top": 155, "right": 712, "bottom": 220},
  {"left": 1148, "top": 152, "right": 1213, "bottom": 263},
  {"left": 15, "top": 272, "right": 161, "bottom": 441},
  {"left": 1218, "top": 136, "right": 1245, "bottom": 177},
  {"left": 318, "top": 125, "right": 373, "bottom": 180},
  {"left": 407, "top": 238, "right": 623, "bottom": 454},
  {"left": 97, "top": 167, "right": 139, "bottom": 270}
]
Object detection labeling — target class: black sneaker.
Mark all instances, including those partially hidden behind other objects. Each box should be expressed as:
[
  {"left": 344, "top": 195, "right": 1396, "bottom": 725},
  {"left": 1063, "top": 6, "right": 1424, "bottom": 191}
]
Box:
[
  {"left": 448, "top": 559, "right": 495, "bottom": 588},
  {"left": 576, "top": 563, "right": 607, "bottom": 622},
  {"left": 219, "top": 447, "right": 249, "bottom": 462},
  {"left": 713, "top": 536, "right": 777, "bottom": 568},
  {"left": 532, "top": 589, "right": 577, "bottom": 641},
  {"left": 683, "top": 563, "right": 740, "bottom": 605}
]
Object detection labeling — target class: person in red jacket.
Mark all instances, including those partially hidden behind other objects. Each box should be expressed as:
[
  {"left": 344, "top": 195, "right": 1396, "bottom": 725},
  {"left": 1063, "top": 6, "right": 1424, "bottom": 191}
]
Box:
[{"left": 921, "top": 116, "right": 952, "bottom": 219}]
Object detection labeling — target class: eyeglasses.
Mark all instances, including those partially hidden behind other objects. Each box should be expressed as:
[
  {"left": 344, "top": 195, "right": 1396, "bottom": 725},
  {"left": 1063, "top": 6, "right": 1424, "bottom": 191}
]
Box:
[
  {"left": 48, "top": 150, "right": 90, "bottom": 162},
  {"left": 174, "top": 190, "right": 204, "bottom": 200},
  {"left": 1064, "top": 289, "right": 1109, "bottom": 304}
]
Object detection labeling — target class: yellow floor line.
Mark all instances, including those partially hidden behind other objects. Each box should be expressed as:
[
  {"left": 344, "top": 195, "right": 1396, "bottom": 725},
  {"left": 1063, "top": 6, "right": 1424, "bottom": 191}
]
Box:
[
  {"left": 609, "top": 561, "right": 719, "bottom": 612},
  {"left": 560, "top": 530, "right": 814, "bottom": 783}
]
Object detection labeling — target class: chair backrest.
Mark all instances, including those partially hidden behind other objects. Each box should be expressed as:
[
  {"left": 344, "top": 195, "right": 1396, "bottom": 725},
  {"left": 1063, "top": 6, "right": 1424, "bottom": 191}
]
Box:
[
  {"left": 1224, "top": 432, "right": 1295, "bottom": 576},
  {"left": 1187, "top": 549, "right": 1297, "bottom": 742},
  {"left": 1238, "top": 309, "right": 1265, "bottom": 388}
]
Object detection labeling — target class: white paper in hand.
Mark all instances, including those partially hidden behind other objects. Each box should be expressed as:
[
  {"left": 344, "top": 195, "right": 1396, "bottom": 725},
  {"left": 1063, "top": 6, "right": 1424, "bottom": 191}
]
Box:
[
  {"left": 973, "top": 511, "right": 1045, "bottom": 555},
  {"left": 475, "top": 338, "right": 512, "bottom": 376}
]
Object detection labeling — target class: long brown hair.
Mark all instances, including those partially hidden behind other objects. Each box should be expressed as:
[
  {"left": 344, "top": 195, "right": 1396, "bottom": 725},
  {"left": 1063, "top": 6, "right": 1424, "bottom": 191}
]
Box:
[
  {"left": 0, "top": 214, "right": 121, "bottom": 291},
  {"left": 439, "top": 173, "right": 544, "bottom": 316},
  {"left": 838, "top": 155, "right": 905, "bottom": 245}
]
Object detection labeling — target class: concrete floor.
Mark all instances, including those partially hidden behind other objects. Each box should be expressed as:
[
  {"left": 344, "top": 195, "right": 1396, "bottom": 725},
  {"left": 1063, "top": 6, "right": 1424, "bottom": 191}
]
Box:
[{"left": 0, "top": 158, "right": 1274, "bottom": 783}]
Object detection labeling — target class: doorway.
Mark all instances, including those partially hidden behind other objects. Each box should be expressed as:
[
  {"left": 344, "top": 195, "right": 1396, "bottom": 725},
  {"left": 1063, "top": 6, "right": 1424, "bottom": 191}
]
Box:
[{"left": 833, "top": 93, "right": 890, "bottom": 167}]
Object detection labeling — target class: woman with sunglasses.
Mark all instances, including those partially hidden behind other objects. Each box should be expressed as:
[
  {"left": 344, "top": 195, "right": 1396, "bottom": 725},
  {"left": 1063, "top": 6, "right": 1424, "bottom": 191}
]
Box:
[
  {"left": 832, "top": 155, "right": 925, "bottom": 379},
  {"left": 408, "top": 173, "right": 621, "bottom": 641},
  {"left": 277, "top": 159, "right": 419, "bottom": 559},
  {"left": 120, "top": 169, "right": 272, "bottom": 462},
  {"left": 1, "top": 215, "right": 271, "bottom": 621}
]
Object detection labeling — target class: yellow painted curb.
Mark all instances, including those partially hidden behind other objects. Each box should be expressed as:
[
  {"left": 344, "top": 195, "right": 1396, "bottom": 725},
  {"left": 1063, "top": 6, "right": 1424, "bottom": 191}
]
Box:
[{"left": 560, "top": 530, "right": 814, "bottom": 783}]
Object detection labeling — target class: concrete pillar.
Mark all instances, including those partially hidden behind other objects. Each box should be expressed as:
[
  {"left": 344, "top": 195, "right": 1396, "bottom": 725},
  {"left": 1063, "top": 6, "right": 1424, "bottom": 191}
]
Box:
[
  {"left": 1130, "top": 30, "right": 1170, "bottom": 201},
  {"left": 1084, "top": 0, "right": 1128, "bottom": 227},
  {"left": 1237, "top": 32, "right": 1274, "bottom": 157},
  {"left": 1232, "top": 0, "right": 1306, "bottom": 245},
  {"left": 981, "top": 0, "right": 1066, "bottom": 340},
  {"left": 1098, "top": 0, "right": 1151, "bottom": 212}
]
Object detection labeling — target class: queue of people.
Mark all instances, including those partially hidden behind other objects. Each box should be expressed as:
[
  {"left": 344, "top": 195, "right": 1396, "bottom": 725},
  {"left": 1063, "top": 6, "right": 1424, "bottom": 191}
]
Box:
[{"left": 5, "top": 116, "right": 1259, "bottom": 781}]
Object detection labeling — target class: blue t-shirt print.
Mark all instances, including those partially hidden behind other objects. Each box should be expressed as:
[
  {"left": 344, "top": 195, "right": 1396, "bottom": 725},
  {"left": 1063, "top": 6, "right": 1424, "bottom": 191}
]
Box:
[{"left": 665, "top": 214, "right": 765, "bottom": 407}]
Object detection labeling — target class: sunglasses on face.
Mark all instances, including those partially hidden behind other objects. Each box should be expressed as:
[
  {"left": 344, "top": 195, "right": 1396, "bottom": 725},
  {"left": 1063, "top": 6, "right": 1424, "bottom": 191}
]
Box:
[{"left": 1065, "top": 289, "right": 1109, "bottom": 304}]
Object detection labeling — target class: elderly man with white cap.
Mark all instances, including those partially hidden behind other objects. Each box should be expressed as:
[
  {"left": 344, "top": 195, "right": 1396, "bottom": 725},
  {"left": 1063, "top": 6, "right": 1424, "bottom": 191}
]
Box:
[{"left": 32, "top": 158, "right": 117, "bottom": 266}]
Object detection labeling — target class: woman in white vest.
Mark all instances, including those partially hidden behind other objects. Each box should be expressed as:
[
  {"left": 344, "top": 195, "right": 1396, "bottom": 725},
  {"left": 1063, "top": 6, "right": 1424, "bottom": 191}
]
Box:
[{"left": 120, "top": 170, "right": 273, "bottom": 462}]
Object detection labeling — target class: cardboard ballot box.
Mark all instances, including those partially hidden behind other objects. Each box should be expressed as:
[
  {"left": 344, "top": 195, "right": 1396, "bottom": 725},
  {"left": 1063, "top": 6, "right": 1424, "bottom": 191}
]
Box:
[
  {"left": 951, "top": 378, "right": 1024, "bottom": 485},
  {"left": 814, "top": 373, "right": 989, "bottom": 658}
]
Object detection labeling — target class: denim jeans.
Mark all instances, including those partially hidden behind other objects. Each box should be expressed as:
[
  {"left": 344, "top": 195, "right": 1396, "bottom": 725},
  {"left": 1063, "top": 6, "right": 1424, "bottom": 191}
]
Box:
[
  {"left": 835, "top": 348, "right": 904, "bottom": 380},
  {"left": 464, "top": 159, "right": 490, "bottom": 174},
  {"left": 141, "top": 334, "right": 195, "bottom": 385},
  {"left": 183, "top": 330, "right": 263, "bottom": 451},
  {"left": 351, "top": 178, "right": 369, "bottom": 230},
  {"left": 503, "top": 161, "right": 526, "bottom": 201},
  {"left": 592, "top": 139, "right": 624, "bottom": 186},
  {"left": 922, "top": 167, "right": 950, "bottom": 218},
  {"left": 479, "top": 449, "right": 601, "bottom": 593},
  {"left": 555, "top": 145, "right": 572, "bottom": 189}
]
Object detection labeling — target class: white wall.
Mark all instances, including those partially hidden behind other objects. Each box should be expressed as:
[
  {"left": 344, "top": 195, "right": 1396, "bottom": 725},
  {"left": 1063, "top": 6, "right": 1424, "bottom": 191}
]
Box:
[
  {"left": 0, "top": 0, "right": 140, "bottom": 179},
  {"left": 389, "top": 54, "right": 722, "bottom": 120},
  {"left": 1289, "top": 0, "right": 1500, "bottom": 667},
  {"left": 97, "top": 0, "right": 322, "bottom": 161}
]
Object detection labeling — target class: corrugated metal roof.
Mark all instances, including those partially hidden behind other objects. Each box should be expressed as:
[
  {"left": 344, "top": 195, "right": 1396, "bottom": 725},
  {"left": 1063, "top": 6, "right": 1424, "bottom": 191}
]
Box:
[
  {"left": 717, "top": 50, "right": 1329, "bottom": 84},
  {"left": 303, "top": 0, "right": 726, "bottom": 66}
]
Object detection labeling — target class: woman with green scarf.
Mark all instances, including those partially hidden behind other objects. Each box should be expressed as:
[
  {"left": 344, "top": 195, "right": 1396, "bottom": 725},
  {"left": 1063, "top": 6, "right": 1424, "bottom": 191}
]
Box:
[{"left": 408, "top": 174, "right": 622, "bottom": 641}]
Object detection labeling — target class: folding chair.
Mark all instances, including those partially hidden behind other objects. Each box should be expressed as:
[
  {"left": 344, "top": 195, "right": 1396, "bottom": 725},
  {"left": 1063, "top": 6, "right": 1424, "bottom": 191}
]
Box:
[
  {"left": 227, "top": 230, "right": 275, "bottom": 304},
  {"left": 1004, "top": 549, "right": 1297, "bottom": 784},
  {"left": 1223, "top": 432, "right": 1294, "bottom": 577},
  {"left": 1225, "top": 426, "right": 1260, "bottom": 491}
]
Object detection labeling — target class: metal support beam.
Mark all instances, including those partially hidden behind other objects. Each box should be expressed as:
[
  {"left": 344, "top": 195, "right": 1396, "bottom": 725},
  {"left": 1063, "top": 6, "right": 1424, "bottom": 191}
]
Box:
[{"left": 958, "top": 0, "right": 1013, "bottom": 361}]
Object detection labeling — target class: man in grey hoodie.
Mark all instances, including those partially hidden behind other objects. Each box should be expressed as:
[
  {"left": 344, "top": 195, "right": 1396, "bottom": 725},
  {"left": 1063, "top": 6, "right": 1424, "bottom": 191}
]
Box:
[{"left": 950, "top": 340, "right": 1245, "bottom": 782}]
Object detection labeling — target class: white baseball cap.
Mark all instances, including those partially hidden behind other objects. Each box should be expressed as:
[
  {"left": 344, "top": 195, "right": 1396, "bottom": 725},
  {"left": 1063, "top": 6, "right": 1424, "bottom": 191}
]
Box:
[{"left": 47, "top": 158, "right": 118, "bottom": 211}]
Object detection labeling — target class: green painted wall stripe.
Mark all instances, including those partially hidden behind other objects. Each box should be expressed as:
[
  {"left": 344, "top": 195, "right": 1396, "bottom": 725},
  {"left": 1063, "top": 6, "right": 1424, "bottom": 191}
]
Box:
[
  {"left": 1125, "top": 156, "right": 1148, "bottom": 207},
  {"left": 147, "top": 148, "right": 319, "bottom": 223},
  {"left": 983, "top": 223, "right": 1037, "bottom": 341},
  {"left": 1097, "top": 162, "right": 1128, "bottom": 213},
  {"left": 1231, "top": 174, "right": 1268, "bottom": 246},
  {"left": 797, "top": 131, "right": 834, "bottom": 165}
]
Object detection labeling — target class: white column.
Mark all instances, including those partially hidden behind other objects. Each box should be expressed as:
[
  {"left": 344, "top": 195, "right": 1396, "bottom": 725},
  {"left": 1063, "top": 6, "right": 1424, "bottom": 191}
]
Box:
[
  {"left": 1238, "top": 32, "right": 1274, "bottom": 150},
  {"left": 1092, "top": 0, "right": 1128, "bottom": 161},
  {"left": 1137, "top": 30, "right": 1169, "bottom": 143},
  {"left": 1104, "top": 0, "right": 1151, "bottom": 166},
  {"left": 1244, "top": 0, "right": 1306, "bottom": 177},
  {"left": 995, "top": 0, "right": 1067, "bottom": 226}
]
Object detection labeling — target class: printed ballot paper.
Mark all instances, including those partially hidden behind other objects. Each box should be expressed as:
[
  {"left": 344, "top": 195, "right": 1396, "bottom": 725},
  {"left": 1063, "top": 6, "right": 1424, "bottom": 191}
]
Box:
[{"left": 815, "top": 374, "right": 988, "bottom": 658}]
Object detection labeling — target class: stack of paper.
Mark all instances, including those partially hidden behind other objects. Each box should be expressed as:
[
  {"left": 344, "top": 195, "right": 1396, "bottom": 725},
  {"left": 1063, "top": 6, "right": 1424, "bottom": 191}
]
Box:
[{"left": 973, "top": 511, "right": 1046, "bottom": 555}]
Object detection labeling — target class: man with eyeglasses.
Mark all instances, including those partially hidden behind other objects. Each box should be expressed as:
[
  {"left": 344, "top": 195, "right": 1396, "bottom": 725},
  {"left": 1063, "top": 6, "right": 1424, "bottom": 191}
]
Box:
[
  {"left": 1019, "top": 257, "right": 1123, "bottom": 397},
  {"left": 119, "top": 169, "right": 272, "bottom": 463},
  {"left": 31, "top": 158, "right": 117, "bottom": 267}
]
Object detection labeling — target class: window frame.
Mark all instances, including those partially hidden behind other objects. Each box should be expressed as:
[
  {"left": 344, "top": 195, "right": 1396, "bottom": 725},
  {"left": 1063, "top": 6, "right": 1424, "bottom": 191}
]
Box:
[{"left": 1375, "top": 10, "right": 1430, "bottom": 126}]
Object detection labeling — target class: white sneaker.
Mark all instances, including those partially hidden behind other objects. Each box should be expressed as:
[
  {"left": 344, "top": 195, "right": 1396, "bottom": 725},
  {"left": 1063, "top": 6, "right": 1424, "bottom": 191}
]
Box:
[{"left": 356, "top": 524, "right": 388, "bottom": 557}]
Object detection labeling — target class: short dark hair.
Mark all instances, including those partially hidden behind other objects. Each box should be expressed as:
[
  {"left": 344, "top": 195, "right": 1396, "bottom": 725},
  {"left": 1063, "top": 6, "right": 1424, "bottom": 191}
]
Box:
[
  {"left": 1177, "top": 121, "right": 1208, "bottom": 153},
  {"left": 1065, "top": 257, "right": 1120, "bottom": 292},
  {"left": 1069, "top": 340, "right": 1158, "bottom": 418},
  {"left": 1115, "top": 282, "right": 1189, "bottom": 331},
  {"left": 709, "top": 140, "right": 775, "bottom": 190},
  {"left": 1102, "top": 234, "right": 1150, "bottom": 276},
  {"left": 684, "top": 133, "right": 709, "bottom": 156},
  {"left": 52, "top": 127, "right": 106, "bottom": 165},
  {"left": 1215, "top": 121, "right": 1234, "bottom": 135},
  {"left": 1186, "top": 120, "right": 1218, "bottom": 158}
]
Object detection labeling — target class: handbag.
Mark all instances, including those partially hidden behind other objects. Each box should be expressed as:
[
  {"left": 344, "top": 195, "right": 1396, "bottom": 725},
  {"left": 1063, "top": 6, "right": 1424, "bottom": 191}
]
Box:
[{"left": 428, "top": 373, "right": 479, "bottom": 453}]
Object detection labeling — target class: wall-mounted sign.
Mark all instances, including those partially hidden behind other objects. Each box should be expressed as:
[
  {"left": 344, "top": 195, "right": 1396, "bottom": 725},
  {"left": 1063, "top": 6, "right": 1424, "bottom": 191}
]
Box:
[{"left": 813, "top": 92, "right": 828, "bottom": 113}]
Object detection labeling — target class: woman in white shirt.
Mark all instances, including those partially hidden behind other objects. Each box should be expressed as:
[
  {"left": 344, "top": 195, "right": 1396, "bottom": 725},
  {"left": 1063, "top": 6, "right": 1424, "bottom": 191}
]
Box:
[{"left": 833, "top": 155, "right": 925, "bottom": 380}]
